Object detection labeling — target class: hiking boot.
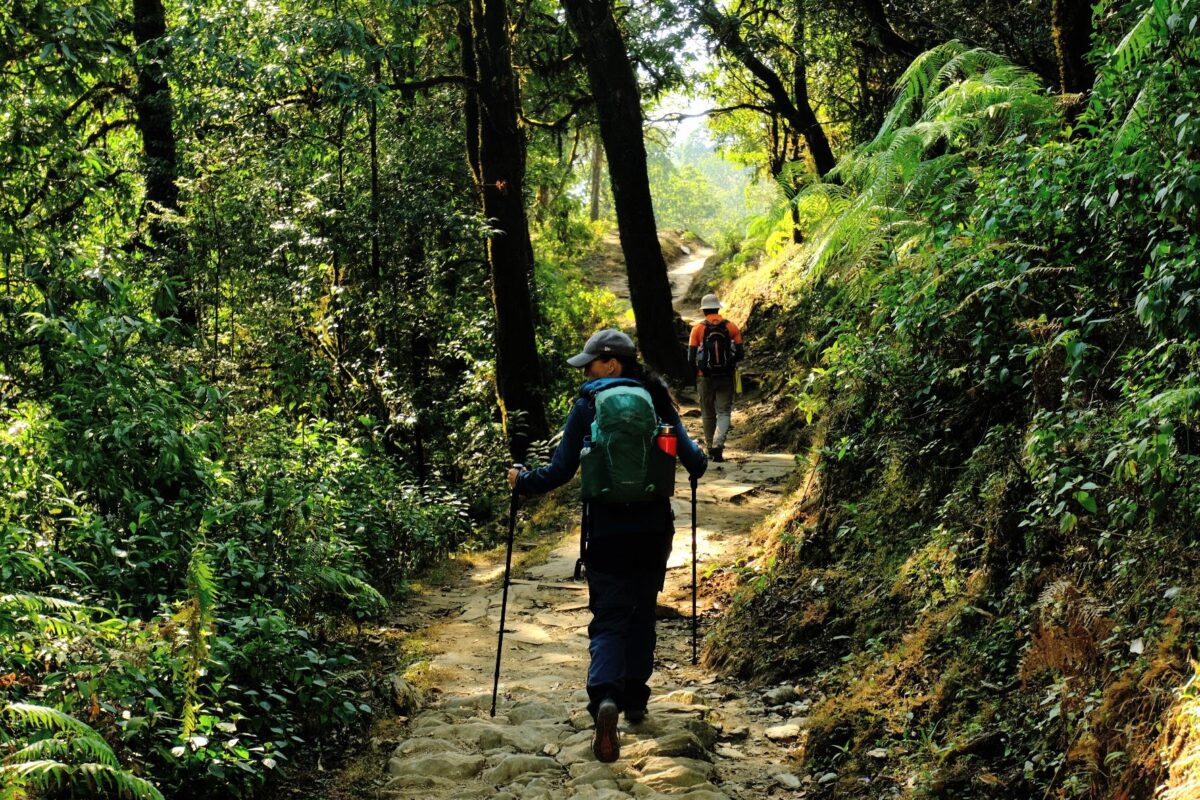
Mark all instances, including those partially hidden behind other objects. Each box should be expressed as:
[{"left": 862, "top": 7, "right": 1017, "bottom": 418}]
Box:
[
  {"left": 591, "top": 698, "right": 620, "bottom": 762},
  {"left": 710, "top": 446, "right": 724, "bottom": 462},
  {"left": 625, "top": 707, "right": 647, "bottom": 724}
]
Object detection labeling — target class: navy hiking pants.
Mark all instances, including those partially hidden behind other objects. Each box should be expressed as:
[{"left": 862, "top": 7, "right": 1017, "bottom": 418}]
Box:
[{"left": 584, "top": 568, "right": 663, "bottom": 719}]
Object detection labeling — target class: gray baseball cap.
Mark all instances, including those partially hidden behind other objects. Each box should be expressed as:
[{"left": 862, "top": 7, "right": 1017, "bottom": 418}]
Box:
[
  {"left": 566, "top": 329, "right": 637, "bottom": 367},
  {"left": 701, "top": 293, "right": 723, "bottom": 311}
]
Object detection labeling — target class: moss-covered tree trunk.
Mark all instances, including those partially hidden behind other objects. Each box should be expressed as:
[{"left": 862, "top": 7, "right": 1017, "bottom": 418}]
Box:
[{"left": 1051, "top": 0, "right": 1096, "bottom": 97}]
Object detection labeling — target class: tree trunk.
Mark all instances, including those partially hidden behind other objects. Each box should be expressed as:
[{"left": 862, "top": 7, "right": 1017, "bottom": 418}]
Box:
[
  {"left": 1051, "top": 0, "right": 1095, "bottom": 96},
  {"left": 471, "top": 0, "right": 549, "bottom": 458},
  {"left": 562, "top": 0, "right": 689, "bottom": 382},
  {"left": 589, "top": 133, "right": 604, "bottom": 221},
  {"left": 701, "top": 0, "right": 836, "bottom": 177},
  {"left": 369, "top": 59, "right": 382, "bottom": 287},
  {"left": 130, "top": 0, "right": 193, "bottom": 327},
  {"left": 458, "top": 2, "right": 481, "bottom": 187},
  {"left": 855, "top": 0, "right": 920, "bottom": 59}
]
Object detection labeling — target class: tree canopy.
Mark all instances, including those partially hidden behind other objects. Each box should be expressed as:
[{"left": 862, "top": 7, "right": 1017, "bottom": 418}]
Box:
[{"left": 3, "top": 0, "right": 1200, "bottom": 795}]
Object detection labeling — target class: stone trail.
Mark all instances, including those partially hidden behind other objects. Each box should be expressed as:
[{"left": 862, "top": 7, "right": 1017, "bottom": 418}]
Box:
[
  {"left": 375, "top": 438, "right": 812, "bottom": 799},
  {"left": 375, "top": 246, "right": 816, "bottom": 798}
]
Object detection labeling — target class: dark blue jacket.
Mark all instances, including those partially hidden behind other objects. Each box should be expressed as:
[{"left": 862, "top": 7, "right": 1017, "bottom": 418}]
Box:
[{"left": 516, "top": 377, "right": 706, "bottom": 573}]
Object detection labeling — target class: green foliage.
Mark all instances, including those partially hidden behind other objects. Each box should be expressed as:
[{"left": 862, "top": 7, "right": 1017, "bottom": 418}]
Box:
[
  {"left": 1, "top": 702, "right": 164, "bottom": 800},
  {"left": 644, "top": 128, "right": 769, "bottom": 243},
  {"left": 717, "top": 0, "right": 1200, "bottom": 792}
]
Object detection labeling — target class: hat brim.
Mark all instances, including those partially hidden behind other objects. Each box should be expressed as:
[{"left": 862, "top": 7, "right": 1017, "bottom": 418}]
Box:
[{"left": 566, "top": 352, "right": 599, "bottom": 367}]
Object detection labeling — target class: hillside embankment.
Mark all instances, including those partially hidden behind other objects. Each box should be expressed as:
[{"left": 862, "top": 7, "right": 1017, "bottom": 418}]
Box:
[{"left": 695, "top": 241, "right": 1200, "bottom": 799}]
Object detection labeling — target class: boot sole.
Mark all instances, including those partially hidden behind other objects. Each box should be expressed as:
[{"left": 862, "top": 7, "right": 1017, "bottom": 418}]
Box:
[{"left": 592, "top": 701, "right": 620, "bottom": 762}]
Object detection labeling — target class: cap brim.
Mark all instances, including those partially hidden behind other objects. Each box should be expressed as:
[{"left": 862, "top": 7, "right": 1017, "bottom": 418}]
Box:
[{"left": 566, "top": 352, "right": 598, "bottom": 367}]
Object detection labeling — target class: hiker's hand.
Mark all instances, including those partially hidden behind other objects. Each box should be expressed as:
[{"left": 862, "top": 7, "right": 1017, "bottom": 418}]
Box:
[{"left": 507, "top": 467, "right": 521, "bottom": 489}]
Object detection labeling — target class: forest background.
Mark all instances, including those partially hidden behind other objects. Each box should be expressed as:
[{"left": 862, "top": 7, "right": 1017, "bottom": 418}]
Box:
[{"left": 2, "top": 0, "right": 1199, "bottom": 797}]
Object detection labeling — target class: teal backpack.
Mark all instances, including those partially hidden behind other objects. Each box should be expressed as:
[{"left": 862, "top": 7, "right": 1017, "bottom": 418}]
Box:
[{"left": 580, "top": 383, "right": 676, "bottom": 504}]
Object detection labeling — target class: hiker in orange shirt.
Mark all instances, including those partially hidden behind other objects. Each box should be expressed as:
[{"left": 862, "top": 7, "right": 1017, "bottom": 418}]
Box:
[{"left": 688, "top": 293, "right": 744, "bottom": 462}]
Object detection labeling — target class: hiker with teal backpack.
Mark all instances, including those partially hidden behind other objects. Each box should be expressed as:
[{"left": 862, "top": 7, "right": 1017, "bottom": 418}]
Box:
[{"left": 506, "top": 329, "right": 706, "bottom": 763}]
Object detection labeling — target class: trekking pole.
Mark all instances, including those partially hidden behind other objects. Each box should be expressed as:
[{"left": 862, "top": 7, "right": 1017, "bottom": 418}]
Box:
[
  {"left": 691, "top": 474, "right": 699, "bottom": 666},
  {"left": 491, "top": 466, "right": 521, "bottom": 718}
]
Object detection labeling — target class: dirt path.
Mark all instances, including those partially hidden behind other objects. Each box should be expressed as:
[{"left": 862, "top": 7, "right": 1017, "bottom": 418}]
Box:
[{"left": 377, "top": 251, "right": 810, "bottom": 798}]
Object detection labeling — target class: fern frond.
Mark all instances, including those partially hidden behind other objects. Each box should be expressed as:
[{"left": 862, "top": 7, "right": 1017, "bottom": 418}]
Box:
[
  {"left": 901, "top": 153, "right": 968, "bottom": 207},
  {"left": 1145, "top": 387, "right": 1200, "bottom": 419},
  {"left": 0, "top": 703, "right": 163, "bottom": 799},
  {"left": 0, "top": 760, "right": 164, "bottom": 800},
  {"left": 177, "top": 544, "right": 220, "bottom": 739},
  {"left": 944, "top": 264, "right": 1074, "bottom": 318},
  {"left": 933, "top": 48, "right": 1014, "bottom": 98},
  {"left": 1111, "top": 0, "right": 1173, "bottom": 73},
  {"left": 186, "top": 544, "right": 219, "bottom": 618},
  {"left": 891, "top": 41, "right": 970, "bottom": 114},
  {"left": 76, "top": 762, "right": 164, "bottom": 800},
  {"left": 308, "top": 565, "right": 388, "bottom": 610},
  {"left": 4, "top": 734, "right": 119, "bottom": 768},
  {"left": 2, "top": 703, "right": 105, "bottom": 739},
  {"left": 0, "top": 759, "right": 73, "bottom": 787},
  {"left": 774, "top": 159, "right": 814, "bottom": 199},
  {"left": 0, "top": 593, "right": 118, "bottom": 641},
  {"left": 1112, "top": 85, "right": 1152, "bottom": 154},
  {"left": 0, "top": 593, "right": 87, "bottom": 613}
]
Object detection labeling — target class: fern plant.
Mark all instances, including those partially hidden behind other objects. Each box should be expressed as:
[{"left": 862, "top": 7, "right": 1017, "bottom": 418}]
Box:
[
  {"left": 175, "top": 544, "right": 219, "bottom": 740},
  {"left": 1093, "top": 0, "right": 1197, "bottom": 153},
  {"left": 0, "top": 703, "right": 164, "bottom": 800},
  {"left": 760, "top": 42, "right": 1058, "bottom": 285}
]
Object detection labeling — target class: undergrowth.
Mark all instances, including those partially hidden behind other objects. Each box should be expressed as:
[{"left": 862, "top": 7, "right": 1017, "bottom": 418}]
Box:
[{"left": 707, "top": 4, "right": 1200, "bottom": 798}]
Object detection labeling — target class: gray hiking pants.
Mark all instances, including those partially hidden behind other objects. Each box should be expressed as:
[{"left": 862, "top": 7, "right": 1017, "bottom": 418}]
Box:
[{"left": 698, "top": 375, "right": 735, "bottom": 449}]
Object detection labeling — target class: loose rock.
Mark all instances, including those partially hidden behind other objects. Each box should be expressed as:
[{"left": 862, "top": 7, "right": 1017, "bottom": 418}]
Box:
[
  {"left": 764, "top": 723, "right": 802, "bottom": 741},
  {"left": 387, "top": 752, "right": 485, "bottom": 780},
  {"left": 774, "top": 772, "right": 802, "bottom": 789},
  {"left": 482, "top": 754, "right": 563, "bottom": 785},
  {"left": 762, "top": 686, "right": 798, "bottom": 706}
]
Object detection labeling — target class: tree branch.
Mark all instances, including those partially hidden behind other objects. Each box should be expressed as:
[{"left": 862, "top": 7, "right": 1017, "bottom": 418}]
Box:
[
  {"left": 648, "top": 103, "right": 771, "bottom": 123},
  {"left": 854, "top": 0, "right": 921, "bottom": 59},
  {"left": 521, "top": 95, "right": 594, "bottom": 130},
  {"left": 388, "top": 74, "right": 478, "bottom": 92}
]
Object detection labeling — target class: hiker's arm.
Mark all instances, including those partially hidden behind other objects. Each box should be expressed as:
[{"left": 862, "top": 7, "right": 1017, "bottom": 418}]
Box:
[
  {"left": 515, "top": 399, "right": 588, "bottom": 495},
  {"left": 665, "top": 406, "right": 707, "bottom": 479},
  {"left": 687, "top": 345, "right": 698, "bottom": 370}
]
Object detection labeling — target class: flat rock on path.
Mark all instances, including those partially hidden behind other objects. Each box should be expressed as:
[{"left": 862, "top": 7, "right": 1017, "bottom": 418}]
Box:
[{"left": 379, "top": 250, "right": 808, "bottom": 799}]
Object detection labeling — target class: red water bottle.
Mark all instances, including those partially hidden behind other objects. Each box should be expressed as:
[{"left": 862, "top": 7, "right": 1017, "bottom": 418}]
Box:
[{"left": 656, "top": 423, "right": 677, "bottom": 457}]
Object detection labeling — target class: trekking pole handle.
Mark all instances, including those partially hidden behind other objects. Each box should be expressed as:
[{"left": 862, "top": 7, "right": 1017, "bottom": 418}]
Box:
[{"left": 507, "top": 463, "right": 524, "bottom": 492}]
